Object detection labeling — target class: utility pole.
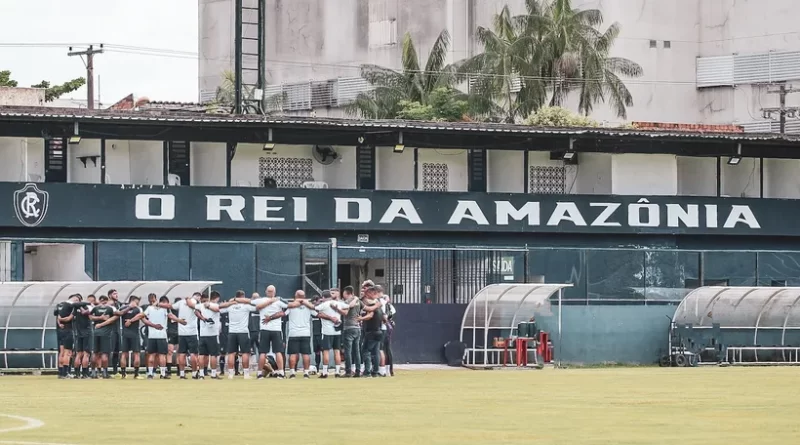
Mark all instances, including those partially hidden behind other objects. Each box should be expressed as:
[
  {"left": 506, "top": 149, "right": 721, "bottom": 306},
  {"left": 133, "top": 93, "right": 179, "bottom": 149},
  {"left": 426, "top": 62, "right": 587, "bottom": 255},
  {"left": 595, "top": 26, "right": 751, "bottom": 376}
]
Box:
[
  {"left": 68, "top": 44, "right": 104, "bottom": 109},
  {"left": 762, "top": 83, "right": 800, "bottom": 134}
]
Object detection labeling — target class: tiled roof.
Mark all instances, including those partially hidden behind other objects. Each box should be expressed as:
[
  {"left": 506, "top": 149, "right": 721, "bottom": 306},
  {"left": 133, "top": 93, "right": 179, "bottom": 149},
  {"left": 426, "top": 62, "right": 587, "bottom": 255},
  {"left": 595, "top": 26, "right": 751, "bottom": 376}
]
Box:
[
  {"left": 0, "top": 106, "right": 798, "bottom": 143},
  {"left": 632, "top": 122, "right": 745, "bottom": 133}
]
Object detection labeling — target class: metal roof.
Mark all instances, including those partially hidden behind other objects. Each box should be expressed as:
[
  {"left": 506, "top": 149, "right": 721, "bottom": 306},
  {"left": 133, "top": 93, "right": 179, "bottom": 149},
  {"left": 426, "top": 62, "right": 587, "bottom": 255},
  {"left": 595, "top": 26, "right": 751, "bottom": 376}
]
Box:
[{"left": 2, "top": 106, "right": 799, "bottom": 143}]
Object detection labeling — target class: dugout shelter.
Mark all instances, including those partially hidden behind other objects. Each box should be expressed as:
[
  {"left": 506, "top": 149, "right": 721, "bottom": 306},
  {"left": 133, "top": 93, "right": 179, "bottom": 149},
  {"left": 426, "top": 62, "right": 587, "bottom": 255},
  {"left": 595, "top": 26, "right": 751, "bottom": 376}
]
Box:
[{"left": 0, "top": 281, "right": 220, "bottom": 370}]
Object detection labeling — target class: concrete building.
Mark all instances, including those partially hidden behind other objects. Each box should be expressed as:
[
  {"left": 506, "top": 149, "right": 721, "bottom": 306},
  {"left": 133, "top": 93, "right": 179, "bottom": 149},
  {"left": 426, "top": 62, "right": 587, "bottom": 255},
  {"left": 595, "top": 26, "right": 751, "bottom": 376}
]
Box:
[
  {"left": 199, "top": 0, "right": 800, "bottom": 130},
  {"left": 3, "top": 107, "right": 800, "bottom": 367}
]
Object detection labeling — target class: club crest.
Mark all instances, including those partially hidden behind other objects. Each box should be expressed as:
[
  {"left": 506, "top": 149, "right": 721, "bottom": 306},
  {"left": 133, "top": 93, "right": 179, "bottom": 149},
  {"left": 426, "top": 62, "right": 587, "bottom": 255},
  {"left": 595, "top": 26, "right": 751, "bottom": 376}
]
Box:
[{"left": 13, "top": 183, "right": 49, "bottom": 227}]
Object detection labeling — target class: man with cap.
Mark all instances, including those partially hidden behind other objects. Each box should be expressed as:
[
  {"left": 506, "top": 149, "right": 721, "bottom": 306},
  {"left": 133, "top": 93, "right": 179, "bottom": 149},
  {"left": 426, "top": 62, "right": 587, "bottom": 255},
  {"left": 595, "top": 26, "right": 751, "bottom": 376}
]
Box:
[
  {"left": 117, "top": 296, "right": 144, "bottom": 379},
  {"left": 285, "top": 290, "right": 317, "bottom": 379},
  {"left": 89, "top": 295, "right": 117, "bottom": 379},
  {"left": 315, "top": 288, "right": 348, "bottom": 378},
  {"left": 251, "top": 285, "right": 288, "bottom": 379}
]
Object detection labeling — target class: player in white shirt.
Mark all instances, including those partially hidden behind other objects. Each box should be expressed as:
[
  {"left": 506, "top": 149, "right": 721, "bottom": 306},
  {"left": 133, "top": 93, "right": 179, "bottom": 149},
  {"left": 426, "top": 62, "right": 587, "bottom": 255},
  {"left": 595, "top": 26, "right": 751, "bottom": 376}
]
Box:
[
  {"left": 162, "top": 293, "right": 205, "bottom": 379},
  {"left": 377, "top": 287, "right": 397, "bottom": 377},
  {"left": 251, "top": 285, "right": 288, "bottom": 379},
  {"left": 315, "top": 288, "right": 349, "bottom": 378},
  {"left": 285, "top": 290, "right": 318, "bottom": 379},
  {"left": 219, "top": 290, "right": 257, "bottom": 379},
  {"left": 141, "top": 296, "right": 183, "bottom": 379},
  {"left": 198, "top": 291, "right": 223, "bottom": 379}
]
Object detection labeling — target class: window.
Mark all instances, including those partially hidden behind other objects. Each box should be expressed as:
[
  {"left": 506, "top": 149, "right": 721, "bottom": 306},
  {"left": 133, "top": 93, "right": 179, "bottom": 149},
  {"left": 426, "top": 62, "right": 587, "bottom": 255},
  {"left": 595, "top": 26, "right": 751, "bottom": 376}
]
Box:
[
  {"left": 529, "top": 166, "right": 566, "bottom": 194},
  {"left": 649, "top": 40, "right": 657, "bottom": 48},
  {"left": 422, "top": 163, "right": 449, "bottom": 192},
  {"left": 663, "top": 40, "right": 671, "bottom": 49},
  {"left": 368, "top": 19, "right": 398, "bottom": 48},
  {"left": 259, "top": 157, "right": 313, "bottom": 188}
]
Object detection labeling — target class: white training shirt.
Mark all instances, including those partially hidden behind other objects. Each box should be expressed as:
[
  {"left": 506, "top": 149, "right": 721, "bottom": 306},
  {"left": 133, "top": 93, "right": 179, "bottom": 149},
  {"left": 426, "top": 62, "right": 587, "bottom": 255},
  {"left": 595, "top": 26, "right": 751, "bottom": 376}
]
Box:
[
  {"left": 286, "top": 304, "right": 316, "bottom": 338},
  {"left": 315, "top": 300, "right": 348, "bottom": 336},
  {"left": 379, "top": 297, "right": 388, "bottom": 331},
  {"left": 144, "top": 306, "right": 168, "bottom": 340},
  {"left": 252, "top": 298, "right": 288, "bottom": 331},
  {"left": 198, "top": 303, "right": 221, "bottom": 337},
  {"left": 227, "top": 303, "right": 255, "bottom": 334},
  {"left": 175, "top": 298, "right": 199, "bottom": 336}
]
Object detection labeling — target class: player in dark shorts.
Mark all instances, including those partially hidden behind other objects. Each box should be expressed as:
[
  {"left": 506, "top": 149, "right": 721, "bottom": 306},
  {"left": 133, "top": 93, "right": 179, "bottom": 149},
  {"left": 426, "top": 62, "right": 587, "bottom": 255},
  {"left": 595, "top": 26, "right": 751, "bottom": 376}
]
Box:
[
  {"left": 118, "top": 296, "right": 144, "bottom": 379},
  {"left": 89, "top": 295, "right": 117, "bottom": 379},
  {"left": 310, "top": 294, "right": 324, "bottom": 375},
  {"left": 54, "top": 294, "right": 89, "bottom": 379},
  {"left": 139, "top": 294, "right": 157, "bottom": 364},
  {"left": 166, "top": 297, "right": 181, "bottom": 376},
  {"left": 74, "top": 295, "right": 95, "bottom": 378},
  {"left": 198, "top": 292, "right": 222, "bottom": 379}
]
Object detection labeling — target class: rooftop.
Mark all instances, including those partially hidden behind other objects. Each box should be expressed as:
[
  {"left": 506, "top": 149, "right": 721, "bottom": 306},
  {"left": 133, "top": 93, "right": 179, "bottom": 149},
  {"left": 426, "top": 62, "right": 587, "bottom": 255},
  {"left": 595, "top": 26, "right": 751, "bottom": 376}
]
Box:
[{"left": 1, "top": 106, "right": 799, "bottom": 157}]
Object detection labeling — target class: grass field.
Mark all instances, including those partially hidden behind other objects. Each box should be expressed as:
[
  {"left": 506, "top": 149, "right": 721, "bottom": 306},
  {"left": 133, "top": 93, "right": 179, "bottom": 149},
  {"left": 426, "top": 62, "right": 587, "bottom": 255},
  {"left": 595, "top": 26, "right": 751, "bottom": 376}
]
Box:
[{"left": 0, "top": 367, "right": 798, "bottom": 445}]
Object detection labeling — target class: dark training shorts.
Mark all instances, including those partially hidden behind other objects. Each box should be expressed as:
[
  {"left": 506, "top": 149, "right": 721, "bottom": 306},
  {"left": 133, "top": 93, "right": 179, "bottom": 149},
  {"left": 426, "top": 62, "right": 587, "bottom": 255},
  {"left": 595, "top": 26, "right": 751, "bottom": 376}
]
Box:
[
  {"left": 199, "top": 336, "right": 220, "bottom": 356},
  {"left": 58, "top": 330, "right": 74, "bottom": 350},
  {"left": 320, "top": 334, "right": 342, "bottom": 351},
  {"left": 178, "top": 335, "right": 199, "bottom": 354},
  {"left": 147, "top": 339, "right": 168, "bottom": 355},
  {"left": 227, "top": 333, "right": 251, "bottom": 354},
  {"left": 168, "top": 333, "right": 179, "bottom": 346},
  {"left": 121, "top": 335, "right": 141, "bottom": 353},
  {"left": 287, "top": 336, "right": 311, "bottom": 355},
  {"left": 75, "top": 333, "right": 92, "bottom": 353},
  {"left": 259, "top": 330, "right": 284, "bottom": 355},
  {"left": 93, "top": 334, "right": 112, "bottom": 354}
]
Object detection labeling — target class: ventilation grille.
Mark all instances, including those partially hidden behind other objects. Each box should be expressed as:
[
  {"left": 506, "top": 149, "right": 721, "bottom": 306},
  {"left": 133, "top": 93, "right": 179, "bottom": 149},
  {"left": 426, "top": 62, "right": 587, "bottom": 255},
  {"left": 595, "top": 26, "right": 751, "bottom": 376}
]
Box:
[
  {"left": 259, "top": 157, "right": 314, "bottom": 188},
  {"left": 529, "top": 166, "right": 566, "bottom": 194}
]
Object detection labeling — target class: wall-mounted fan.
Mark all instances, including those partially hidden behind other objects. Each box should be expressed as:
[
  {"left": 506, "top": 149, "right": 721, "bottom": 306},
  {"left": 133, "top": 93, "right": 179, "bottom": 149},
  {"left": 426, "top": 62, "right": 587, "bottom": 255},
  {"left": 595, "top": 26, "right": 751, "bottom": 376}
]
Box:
[{"left": 312, "top": 145, "right": 339, "bottom": 165}]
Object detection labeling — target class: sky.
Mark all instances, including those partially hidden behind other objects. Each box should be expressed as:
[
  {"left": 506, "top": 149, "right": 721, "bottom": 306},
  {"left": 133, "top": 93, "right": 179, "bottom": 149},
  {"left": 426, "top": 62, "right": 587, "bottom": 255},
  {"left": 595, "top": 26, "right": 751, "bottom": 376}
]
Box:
[{"left": 0, "top": 0, "right": 199, "bottom": 105}]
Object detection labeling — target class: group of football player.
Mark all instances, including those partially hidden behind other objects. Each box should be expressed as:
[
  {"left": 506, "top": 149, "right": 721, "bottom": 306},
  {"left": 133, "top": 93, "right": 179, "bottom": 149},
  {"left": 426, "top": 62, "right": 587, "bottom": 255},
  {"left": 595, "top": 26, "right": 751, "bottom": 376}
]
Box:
[{"left": 53, "top": 281, "right": 396, "bottom": 380}]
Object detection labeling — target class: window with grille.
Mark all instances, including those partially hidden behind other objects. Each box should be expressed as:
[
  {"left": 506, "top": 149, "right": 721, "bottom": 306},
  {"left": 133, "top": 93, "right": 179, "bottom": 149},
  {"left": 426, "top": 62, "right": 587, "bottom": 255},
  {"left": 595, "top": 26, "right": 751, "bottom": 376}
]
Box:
[
  {"left": 259, "top": 157, "right": 313, "bottom": 188},
  {"left": 529, "top": 166, "right": 566, "bottom": 194},
  {"left": 422, "top": 163, "right": 449, "bottom": 192}
]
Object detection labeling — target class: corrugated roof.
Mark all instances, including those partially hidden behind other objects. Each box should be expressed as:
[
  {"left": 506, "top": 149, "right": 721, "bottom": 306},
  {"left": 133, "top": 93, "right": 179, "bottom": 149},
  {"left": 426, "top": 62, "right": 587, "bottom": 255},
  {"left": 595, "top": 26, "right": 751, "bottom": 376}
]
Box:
[{"left": 1, "top": 106, "right": 799, "bottom": 143}]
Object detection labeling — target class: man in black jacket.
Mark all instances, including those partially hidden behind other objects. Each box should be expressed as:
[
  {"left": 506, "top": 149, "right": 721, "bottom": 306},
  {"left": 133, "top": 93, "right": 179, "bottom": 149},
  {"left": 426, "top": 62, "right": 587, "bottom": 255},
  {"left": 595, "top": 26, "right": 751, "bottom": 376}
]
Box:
[{"left": 357, "top": 285, "right": 386, "bottom": 378}]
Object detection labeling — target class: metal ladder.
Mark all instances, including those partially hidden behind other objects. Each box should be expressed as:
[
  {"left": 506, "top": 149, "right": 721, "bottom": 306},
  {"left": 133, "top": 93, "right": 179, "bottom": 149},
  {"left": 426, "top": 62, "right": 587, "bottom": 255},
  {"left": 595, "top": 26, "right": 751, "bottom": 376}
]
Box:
[{"left": 234, "top": 0, "right": 266, "bottom": 114}]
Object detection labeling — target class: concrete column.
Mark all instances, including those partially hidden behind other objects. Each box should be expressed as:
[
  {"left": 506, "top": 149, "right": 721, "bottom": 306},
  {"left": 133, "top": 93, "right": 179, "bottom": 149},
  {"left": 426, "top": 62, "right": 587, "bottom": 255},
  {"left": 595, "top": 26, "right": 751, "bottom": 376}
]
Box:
[{"left": 612, "top": 154, "right": 678, "bottom": 196}]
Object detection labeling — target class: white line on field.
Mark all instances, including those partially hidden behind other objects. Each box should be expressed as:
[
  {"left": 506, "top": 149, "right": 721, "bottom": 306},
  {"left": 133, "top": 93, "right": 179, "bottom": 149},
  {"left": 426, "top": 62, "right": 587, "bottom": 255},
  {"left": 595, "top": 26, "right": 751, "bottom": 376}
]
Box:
[{"left": 0, "top": 413, "right": 77, "bottom": 445}]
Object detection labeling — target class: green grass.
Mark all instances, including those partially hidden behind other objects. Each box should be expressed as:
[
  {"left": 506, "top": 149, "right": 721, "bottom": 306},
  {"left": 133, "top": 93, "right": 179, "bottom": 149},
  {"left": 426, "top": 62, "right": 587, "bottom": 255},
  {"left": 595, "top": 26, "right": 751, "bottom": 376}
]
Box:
[{"left": 0, "top": 367, "right": 799, "bottom": 445}]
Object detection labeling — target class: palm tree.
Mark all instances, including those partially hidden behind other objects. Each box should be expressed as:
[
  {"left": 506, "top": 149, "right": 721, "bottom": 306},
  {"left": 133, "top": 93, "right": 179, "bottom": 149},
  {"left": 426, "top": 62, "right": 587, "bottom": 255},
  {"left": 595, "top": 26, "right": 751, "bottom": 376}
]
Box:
[
  {"left": 460, "top": 0, "right": 643, "bottom": 121},
  {"left": 456, "top": 5, "right": 548, "bottom": 122},
  {"left": 347, "top": 30, "right": 459, "bottom": 119},
  {"left": 536, "top": 0, "right": 643, "bottom": 118},
  {"left": 210, "top": 70, "right": 282, "bottom": 114}
]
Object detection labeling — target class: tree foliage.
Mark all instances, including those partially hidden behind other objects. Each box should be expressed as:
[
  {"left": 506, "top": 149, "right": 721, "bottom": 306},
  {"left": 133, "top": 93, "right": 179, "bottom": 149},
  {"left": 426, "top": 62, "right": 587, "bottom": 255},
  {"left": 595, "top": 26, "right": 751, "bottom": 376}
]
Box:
[
  {"left": 30, "top": 78, "right": 86, "bottom": 102},
  {"left": 0, "top": 70, "right": 18, "bottom": 87},
  {"left": 524, "top": 106, "right": 598, "bottom": 127},
  {"left": 210, "top": 70, "right": 283, "bottom": 114},
  {"left": 396, "top": 87, "right": 469, "bottom": 121},
  {"left": 347, "top": 30, "right": 465, "bottom": 120},
  {"left": 1, "top": 70, "right": 85, "bottom": 102},
  {"left": 459, "top": 0, "right": 643, "bottom": 121}
]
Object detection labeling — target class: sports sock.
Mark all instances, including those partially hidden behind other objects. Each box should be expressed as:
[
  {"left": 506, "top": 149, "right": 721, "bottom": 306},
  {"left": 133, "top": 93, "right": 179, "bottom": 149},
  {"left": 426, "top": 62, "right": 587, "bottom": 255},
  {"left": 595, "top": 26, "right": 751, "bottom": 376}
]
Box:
[
  {"left": 244, "top": 369, "right": 251, "bottom": 378},
  {"left": 199, "top": 369, "right": 205, "bottom": 377},
  {"left": 160, "top": 367, "right": 166, "bottom": 377},
  {"left": 322, "top": 365, "right": 328, "bottom": 375},
  {"left": 335, "top": 365, "right": 341, "bottom": 374},
  {"left": 211, "top": 369, "right": 217, "bottom": 377},
  {"left": 148, "top": 367, "right": 154, "bottom": 376},
  {"left": 179, "top": 370, "right": 185, "bottom": 377}
]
